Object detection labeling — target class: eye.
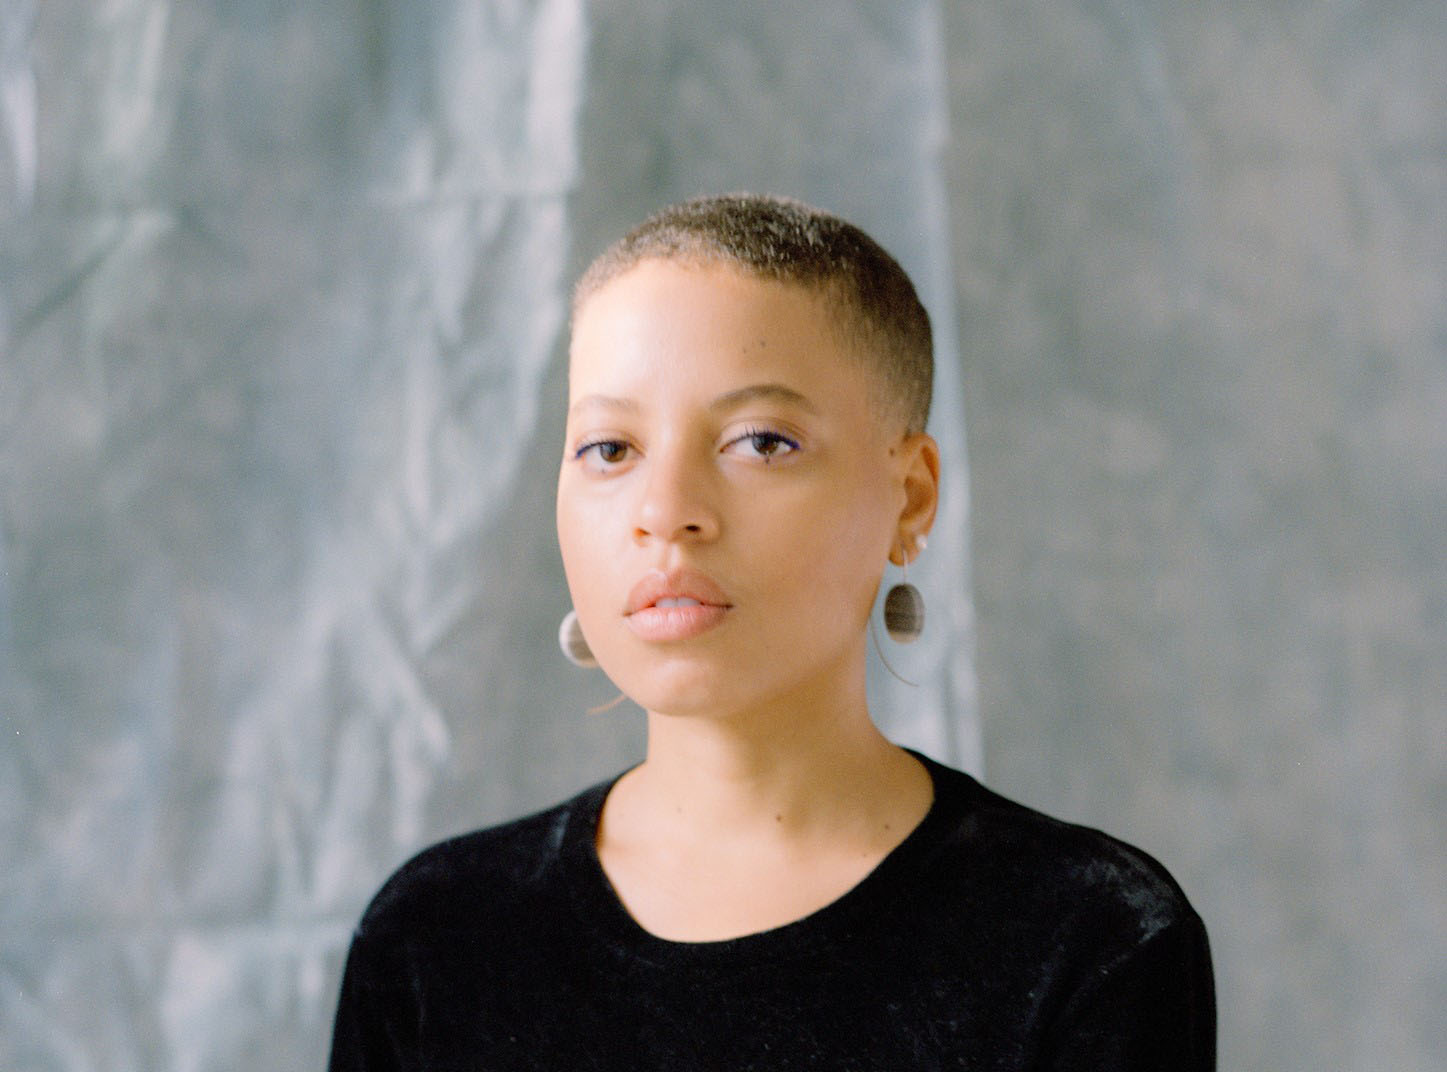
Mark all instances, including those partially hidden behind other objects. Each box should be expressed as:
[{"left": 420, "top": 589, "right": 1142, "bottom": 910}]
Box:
[
  {"left": 723, "top": 427, "right": 801, "bottom": 461},
  {"left": 573, "top": 438, "right": 634, "bottom": 473}
]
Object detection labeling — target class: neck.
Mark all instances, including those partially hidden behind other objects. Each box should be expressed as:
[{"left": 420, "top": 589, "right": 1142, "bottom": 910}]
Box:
[
  {"left": 592, "top": 661, "right": 935, "bottom": 942},
  {"left": 612, "top": 669, "right": 924, "bottom": 845}
]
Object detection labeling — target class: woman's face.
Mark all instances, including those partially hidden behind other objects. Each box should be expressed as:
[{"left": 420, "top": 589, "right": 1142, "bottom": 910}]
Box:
[{"left": 557, "top": 258, "right": 934, "bottom": 720}]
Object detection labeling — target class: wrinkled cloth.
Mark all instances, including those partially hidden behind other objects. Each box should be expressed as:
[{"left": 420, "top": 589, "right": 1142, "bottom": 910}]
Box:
[{"left": 329, "top": 751, "right": 1214, "bottom": 1070}]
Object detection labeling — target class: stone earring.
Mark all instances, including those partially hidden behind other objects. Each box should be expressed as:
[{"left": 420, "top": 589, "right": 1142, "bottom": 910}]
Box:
[
  {"left": 883, "top": 535, "right": 926, "bottom": 643},
  {"left": 558, "top": 610, "right": 597, "bottom": 668}
]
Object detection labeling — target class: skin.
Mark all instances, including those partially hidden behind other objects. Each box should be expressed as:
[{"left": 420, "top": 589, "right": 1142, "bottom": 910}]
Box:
[{"left": 557, "top": 257, "right": 940, "bottom": 941}]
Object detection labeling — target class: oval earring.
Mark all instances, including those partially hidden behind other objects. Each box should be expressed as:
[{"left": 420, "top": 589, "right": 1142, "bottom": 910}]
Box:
[
  {"left": 883, "top": 535, "right": 926, "bottom": 644},
  {"left": 558, "top": 610, "right": 598, "bottom": 668}
]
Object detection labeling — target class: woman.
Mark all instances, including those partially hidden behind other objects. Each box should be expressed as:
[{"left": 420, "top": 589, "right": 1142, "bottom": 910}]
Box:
[{"left": 328, "top": 194, "right": 1215, "bottom": 1070}]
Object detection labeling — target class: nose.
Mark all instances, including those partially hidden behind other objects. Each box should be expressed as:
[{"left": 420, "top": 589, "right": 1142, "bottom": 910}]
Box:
[{"left": 632, "top": 444, "right": 720, "bottom": 545}]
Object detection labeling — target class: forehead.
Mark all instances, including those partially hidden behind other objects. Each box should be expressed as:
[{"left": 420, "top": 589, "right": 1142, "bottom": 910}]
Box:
[{"left": 568, "top": 259, "right": 858, "bottom": 388}]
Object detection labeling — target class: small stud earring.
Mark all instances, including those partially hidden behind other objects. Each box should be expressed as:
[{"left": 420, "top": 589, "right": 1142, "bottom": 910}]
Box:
[
  {"left": 558, "top": 610, "right": 597, "bottom": 667},
  {"left": 883, "top": 535, "right": 926, "bottom": 643}
]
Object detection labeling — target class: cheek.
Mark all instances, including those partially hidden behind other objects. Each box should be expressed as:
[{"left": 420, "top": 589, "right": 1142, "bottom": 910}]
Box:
[
  {"left": 557, "top": 481, "right": 641, "bottom": 662},
  {"left": 751, "top": 484, "right": 892, "bottom": 613},
  {"left": 556, "top": 482, "right": 608, "bottom": 605}
]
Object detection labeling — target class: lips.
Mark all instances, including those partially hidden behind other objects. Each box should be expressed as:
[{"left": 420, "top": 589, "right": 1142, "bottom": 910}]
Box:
[{"left": 624, "top": 568, "right": 733, "bottom": 642}]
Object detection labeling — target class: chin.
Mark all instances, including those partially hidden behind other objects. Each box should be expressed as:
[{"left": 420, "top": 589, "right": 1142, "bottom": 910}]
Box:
[
  {"left": 591, "top": 648, "right": 735, "bottom": 715},
  {"left": 614, "top": 652, "right": 847, "bottom": 724},
  {"left": 606, "top": 661, "right": 741, "bottom": 718}
]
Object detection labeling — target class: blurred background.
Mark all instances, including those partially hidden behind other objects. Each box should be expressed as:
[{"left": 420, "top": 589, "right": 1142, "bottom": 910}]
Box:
[{"left": 0, "top": 2, "right": 1441, "bottom": 1070}]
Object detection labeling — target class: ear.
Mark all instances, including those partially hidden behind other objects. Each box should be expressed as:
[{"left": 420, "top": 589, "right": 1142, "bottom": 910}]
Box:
[{"left": 889, "top": 433, "right": 940, "bottom": 566}]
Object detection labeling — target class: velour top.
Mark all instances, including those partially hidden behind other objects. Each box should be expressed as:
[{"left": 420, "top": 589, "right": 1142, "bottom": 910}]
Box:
[{"left": 328, "top": 751, "right": 1215, "bottom": 1070}]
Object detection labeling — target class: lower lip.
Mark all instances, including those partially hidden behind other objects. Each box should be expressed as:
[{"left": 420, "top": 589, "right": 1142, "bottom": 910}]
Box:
[{"left": 626, "top": 604, "right": 730, "bottom": 642}]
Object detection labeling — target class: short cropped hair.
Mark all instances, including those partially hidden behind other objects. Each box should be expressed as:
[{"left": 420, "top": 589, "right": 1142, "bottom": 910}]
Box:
[{"left": 574, "top": 194, "right": 933, "bottom": 435}]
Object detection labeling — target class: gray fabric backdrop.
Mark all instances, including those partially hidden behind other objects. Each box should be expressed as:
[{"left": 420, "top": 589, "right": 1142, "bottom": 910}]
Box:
[
  {"left": 942, "top": 5, "right": 1444, "bottom": 1069},
  {"left": 1, "top": 3, "right": 975, "bottom": 1069},
  {"left": 1, "top": 2, "right": 1441, "bottom": 1071}
]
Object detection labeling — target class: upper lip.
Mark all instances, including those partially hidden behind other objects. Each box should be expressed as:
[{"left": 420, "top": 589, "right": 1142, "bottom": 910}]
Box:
[{"left": 624, "top": 568, "right": 733, "bottom": 615}]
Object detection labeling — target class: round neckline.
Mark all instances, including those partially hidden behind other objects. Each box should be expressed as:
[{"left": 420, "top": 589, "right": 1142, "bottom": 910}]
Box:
[{"left": 561, "top": 750, "right": 957, "bottom": 968}]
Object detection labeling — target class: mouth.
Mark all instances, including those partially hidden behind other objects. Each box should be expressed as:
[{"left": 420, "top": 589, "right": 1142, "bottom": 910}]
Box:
[{"left": 624, "top": 569, "right": 733, "bottom": 642}]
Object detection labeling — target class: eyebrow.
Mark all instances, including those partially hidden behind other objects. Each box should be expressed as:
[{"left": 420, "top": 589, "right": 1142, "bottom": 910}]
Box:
[
  {"left": 568, "top": 382, "right": 819, "bottom": 419},
  {"left": 568, "top": 393, "right": 640, "bottom": 419},
  {"left": 709, "top": 383, "right": 819, "bottom": 414}
]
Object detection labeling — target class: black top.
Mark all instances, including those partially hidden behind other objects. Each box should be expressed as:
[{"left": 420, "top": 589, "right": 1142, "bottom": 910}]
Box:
[{"left": 328, "top": 753, "right": 1215, "bottom": 1070}]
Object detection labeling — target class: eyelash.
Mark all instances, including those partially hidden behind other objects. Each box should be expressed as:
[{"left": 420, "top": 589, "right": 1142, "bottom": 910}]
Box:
[
  {"left": 728, "top": 426, "right": 801, "bottom": 460},
  {"left": 571, "top": 427, "right": 801, "bottom": 468},
  {"left": 573, "top": 438, "right": 631, "bottom": 464}
]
